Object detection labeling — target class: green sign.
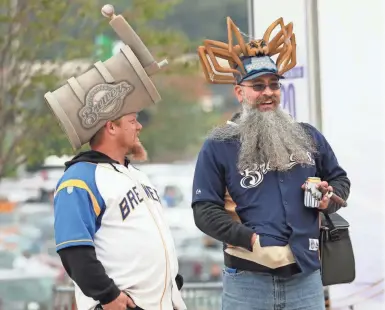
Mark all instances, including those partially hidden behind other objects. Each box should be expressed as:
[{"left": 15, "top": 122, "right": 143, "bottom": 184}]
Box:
[{"left": 94, "top": 34, "right": 114, "bottom": 61}]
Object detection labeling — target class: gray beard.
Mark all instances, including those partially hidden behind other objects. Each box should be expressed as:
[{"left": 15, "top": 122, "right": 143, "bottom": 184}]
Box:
[{"left": 208, "top": 105, "right": 317, "bottom": 172}]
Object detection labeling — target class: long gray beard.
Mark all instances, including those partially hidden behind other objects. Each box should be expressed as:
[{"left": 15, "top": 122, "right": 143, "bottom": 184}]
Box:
[{"left": 208, "top": 106, "right": 317, "bottom": 172}]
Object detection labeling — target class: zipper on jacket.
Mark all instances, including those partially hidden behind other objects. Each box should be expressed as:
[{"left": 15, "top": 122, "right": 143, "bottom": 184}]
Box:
[
  {"left": 88, "top": 163, "right": 171, "bottom": 309},
  {"left": 116, "top": 164, "right": 171, "bottom": 309}
]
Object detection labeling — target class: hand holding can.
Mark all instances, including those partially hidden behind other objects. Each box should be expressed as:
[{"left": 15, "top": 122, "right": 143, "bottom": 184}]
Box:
[{"left": 302, "top": 177, "right": 348, "bottom": 209}]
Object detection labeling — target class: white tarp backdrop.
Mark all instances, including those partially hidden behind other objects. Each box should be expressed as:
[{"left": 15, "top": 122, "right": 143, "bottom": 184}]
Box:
[
  {"left": 249, "top": 0, "right": 385, "bottom": 308},
  {"left": 248, "top": 0, "right": 311, "bottom": 123}
]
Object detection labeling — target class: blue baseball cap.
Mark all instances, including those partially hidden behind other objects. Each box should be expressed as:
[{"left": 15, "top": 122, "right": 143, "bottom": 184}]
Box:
[{"left": 234, "top": 56, "right": 284, "bottom": 84}]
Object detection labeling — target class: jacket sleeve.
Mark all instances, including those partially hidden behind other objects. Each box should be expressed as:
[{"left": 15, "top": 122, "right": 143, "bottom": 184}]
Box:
[
  {"left": 58, "top": 246, "right": 121, "bottom": 304},
  {"left": 192, "top": 201, "right": 255, "bottom": 251},
  {"left": 54, "top": 184, "right": 120, "bottom": 304},
  {"left": 191, "top": 139, "right": 255, "bottom": 250},
  {"left": 312, "top": 127, "right": 351, "bottom": 214}
]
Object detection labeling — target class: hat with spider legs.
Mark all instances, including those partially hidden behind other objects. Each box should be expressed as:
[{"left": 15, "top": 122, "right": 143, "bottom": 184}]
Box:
[{"left": 197, "top": 17, "right": 297, "bottom": 85}]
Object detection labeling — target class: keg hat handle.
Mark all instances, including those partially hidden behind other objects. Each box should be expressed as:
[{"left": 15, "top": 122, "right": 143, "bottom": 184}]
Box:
[{"left": 101, "top": 4, "right": 168, "bottom": 76}]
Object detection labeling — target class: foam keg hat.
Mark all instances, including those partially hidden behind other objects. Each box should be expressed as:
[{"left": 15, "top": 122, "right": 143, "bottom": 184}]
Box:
[
  {"left": 44, "top": 4, "right": 168, "bottom": 150},
  {"left": 197, "top": 16, "right": 297, "bottom": 85}
]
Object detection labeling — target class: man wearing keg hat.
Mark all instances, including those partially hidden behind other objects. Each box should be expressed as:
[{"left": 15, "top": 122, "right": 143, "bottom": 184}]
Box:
[
  {"left": 46, "top": 5, "right": 186, "bottom": 310},
  {"left": 191, "top": 17, "right": 351, "bottom": 309}
]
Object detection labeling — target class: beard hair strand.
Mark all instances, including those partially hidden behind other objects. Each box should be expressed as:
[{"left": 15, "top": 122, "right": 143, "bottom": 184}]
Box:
[
  {"left": 208, "top": 103, "right": 317, "bottom": 172},
  {"left": 128, "top": 140, "right": 148, "bottom": 162}
]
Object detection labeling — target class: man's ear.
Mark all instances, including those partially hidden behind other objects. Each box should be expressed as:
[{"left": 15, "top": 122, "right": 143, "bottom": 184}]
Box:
[
  {"left": 234, "top": 85, "right": 244, "bottom": 104},
  {"left": 105, "top": 120, "right": 116, "bottom": 136}
]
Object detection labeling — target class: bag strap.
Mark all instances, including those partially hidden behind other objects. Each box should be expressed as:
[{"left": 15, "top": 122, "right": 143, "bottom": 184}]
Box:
[
  {"left": 323, "top": 213, "right": 340, "bottom": 241},
  {"left": 300, "top": 124, "right": 341, "bottom": 241},
  {"left": 323, "top": 213, "right": 335, "bottom": 229}
]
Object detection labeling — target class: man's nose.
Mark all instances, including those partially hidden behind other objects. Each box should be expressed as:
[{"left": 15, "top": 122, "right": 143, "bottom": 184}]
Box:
[
  {"left": 137, "top": 122, "right": 143, "bottom": 131},
  {"left": 262, "top": 86, "right": 274, "bottom": 96}
]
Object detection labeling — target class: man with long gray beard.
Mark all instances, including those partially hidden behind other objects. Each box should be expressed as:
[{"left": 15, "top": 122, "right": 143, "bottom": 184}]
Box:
[{"left": 191, "top": 19, "right": 350, "bottom": 310}]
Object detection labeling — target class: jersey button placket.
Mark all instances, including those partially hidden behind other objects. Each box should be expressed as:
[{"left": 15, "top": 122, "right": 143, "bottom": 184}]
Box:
[{"left": 284, "top": 201, "right": 292, "bottom": 226}]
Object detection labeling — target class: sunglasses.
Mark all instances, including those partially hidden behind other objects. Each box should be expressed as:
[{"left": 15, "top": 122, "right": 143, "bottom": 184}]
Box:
[{"left": 240, "top": 81, "right": 282, "bottom": 92}]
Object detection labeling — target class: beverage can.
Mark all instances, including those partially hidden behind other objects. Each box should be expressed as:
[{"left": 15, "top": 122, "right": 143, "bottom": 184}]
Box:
[{"left": 304, "top": 177, "right": 322, "bottom": 208}]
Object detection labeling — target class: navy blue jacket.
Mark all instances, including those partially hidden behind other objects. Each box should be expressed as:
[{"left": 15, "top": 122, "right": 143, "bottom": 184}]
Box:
[{"left": 191, "top": 121, "right": 350, "bottom": 276}]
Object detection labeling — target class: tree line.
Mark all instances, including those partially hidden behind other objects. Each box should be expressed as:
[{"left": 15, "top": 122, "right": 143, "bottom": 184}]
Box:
[{"left": 0, "top": 0, "right": 247, "bottom": 178}]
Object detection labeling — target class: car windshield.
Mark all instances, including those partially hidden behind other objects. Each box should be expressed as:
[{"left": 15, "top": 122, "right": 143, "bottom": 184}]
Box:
[
  {"left": 0, "top": 276, "right": 54, "bottom": 302},
  {"left": 18, "top": 210, "right": 52, "bottom": 227},
  {"left": 0, "top": 251, "right": 16, "bottom": 268},
  {"left": 0, "top": 213, "right": 16, "bottom": 225}
]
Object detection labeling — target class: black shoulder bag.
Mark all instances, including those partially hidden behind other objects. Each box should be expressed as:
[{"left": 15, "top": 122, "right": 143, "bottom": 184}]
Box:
[
  {"left": 319, "top": 212, "right": 356, "bottom": 286},
  {"left": 313, "top": 140, "right": 356, "bottom": 286}
]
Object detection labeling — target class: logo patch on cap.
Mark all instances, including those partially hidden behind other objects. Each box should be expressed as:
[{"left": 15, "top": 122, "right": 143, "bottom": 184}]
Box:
[{"left": 245, "top": 56, "right": 277, "bottom": 73}]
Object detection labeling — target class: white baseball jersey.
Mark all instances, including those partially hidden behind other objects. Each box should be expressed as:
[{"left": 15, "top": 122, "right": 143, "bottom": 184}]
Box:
[{"left": 54, "top": 161, "right": 186, "bottom": 310}]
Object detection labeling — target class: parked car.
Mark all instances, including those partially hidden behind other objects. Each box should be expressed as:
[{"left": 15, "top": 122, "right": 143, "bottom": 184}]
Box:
[
  {"left": 177, "top": 235, "right": 224, "bottom": 283},
  {"left": 0, "top": 268, "right": 56, "bottom": 310}
]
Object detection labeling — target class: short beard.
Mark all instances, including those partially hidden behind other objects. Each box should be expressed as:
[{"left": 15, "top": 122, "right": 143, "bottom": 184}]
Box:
[
  {"left": 208, "top": 98, "right": 317, "bottom": 172},
  {"left": 128, "top": 140, "right": 148, "bottom": 162}
]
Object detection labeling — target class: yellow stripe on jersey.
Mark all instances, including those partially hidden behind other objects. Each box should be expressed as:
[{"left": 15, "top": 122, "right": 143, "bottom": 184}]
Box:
[
  {"left": 56, "top": 239, "right": 94, "bottom": 249},
  {"left": 55, "top": 179, "right": 101, "bottom": 216}
]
